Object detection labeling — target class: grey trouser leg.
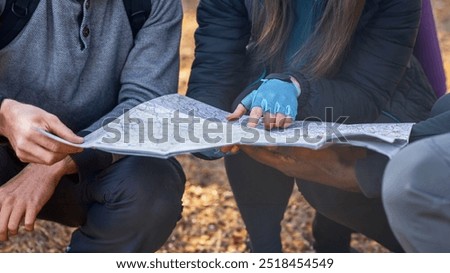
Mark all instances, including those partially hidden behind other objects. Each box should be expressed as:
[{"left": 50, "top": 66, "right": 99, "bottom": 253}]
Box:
[{"left": 383, "top": 133, "right": 450, "bottom": 252}]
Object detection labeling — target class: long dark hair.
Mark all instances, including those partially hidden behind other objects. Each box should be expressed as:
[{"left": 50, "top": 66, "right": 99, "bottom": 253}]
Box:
[{"left": 250, "top": 0, "right": 366, "bottom": 77}]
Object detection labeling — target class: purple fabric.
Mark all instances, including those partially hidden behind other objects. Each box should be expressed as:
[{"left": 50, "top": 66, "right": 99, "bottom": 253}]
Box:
[{"left": 414, "top": 0, "right": 447, "bottom": 97}]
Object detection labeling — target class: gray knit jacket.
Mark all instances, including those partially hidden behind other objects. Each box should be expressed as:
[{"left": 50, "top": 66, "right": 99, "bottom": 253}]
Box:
[{"left": 0, "top": 0, "right": 182, "bottom": 178}]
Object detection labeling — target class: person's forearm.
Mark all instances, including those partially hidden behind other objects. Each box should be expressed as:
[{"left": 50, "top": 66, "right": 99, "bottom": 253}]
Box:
[
  {"left": 292, "top": 151, "right": 361, "bottom": 192},
  {"left": 240, "top": 146, "right": 366, "bottom": 192},
  {"left": 49, "top": 156, "right": 79, "bottom": 177}
]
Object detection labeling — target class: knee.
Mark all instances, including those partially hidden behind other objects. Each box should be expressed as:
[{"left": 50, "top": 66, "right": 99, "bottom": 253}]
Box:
[
  {"left": 382, "top": 139, "right": 448, "bottom": 219},
  {"left": 382, "top": 138, "right": 450, "bottom": 252},
  {"left": 104, "top": 157, "right": 185, "bottom": 225}
]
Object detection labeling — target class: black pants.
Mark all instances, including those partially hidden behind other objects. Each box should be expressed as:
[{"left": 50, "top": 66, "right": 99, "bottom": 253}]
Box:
[
  {"left": 0, "top": 148, "right": 186, "bottom": 252},
  {"left": 225, "top": 152, "right": 403, "bottom": 252}
]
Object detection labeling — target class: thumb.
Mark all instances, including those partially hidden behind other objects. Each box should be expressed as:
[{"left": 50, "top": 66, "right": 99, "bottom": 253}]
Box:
[
  {"left": 227, "top": 104, "right": 247, "bottom": 121},
  {"left": 46, "top": 116, "right": 84, "bottom": 144}
]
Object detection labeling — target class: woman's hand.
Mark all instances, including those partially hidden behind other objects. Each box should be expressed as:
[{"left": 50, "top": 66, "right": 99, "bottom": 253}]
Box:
[
  {"left": 228, "top": 79, "right": 300, "bottom": 130},
  {"left": 239, "top": 145, "right": 367, "bottom": 192}
]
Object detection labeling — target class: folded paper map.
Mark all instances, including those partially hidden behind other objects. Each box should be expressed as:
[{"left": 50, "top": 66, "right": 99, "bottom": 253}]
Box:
[{"left": 40, "top": 94, "right": 414, "bottom": 158}]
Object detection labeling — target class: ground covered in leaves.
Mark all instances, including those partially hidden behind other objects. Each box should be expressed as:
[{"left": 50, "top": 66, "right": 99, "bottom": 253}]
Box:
[{"left": 1, "top": 0, "right": 449, "bottom": 253}]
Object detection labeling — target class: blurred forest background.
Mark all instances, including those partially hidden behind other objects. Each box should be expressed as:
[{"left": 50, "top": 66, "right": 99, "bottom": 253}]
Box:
[{"left": 1, "top": 0, "right": 449, "bottom": 252}]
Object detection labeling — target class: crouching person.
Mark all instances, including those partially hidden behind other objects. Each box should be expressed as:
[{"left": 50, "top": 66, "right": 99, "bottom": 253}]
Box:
[{"left": 0, "top": 0, "right": 185, "bottom": 252}]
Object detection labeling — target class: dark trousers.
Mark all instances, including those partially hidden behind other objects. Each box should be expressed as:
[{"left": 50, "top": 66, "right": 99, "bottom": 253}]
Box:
[
  {"left": 225, "top": 152, "right": 403, "bottom": 253},
  {"left": 0, "top": 147, "right": 186, "bottom": 253}
]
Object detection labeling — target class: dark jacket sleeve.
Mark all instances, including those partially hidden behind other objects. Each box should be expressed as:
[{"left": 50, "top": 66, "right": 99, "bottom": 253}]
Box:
[
  {"left": 410, "top": 110, "right": 450, "bottom": 142},
  {"left": 287, "top": 0, "right": 423, "bottom": 123},
  {"left": 187, "top": 0, "right": 251, "bottom": 112}
]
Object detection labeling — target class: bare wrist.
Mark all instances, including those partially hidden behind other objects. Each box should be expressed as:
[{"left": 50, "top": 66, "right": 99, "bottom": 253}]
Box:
[{"left": 52, "top": 156, "right": 79, "bottom": 177}]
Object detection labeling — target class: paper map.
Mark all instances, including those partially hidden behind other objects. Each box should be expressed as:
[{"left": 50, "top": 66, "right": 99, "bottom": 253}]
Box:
[{"left": 40, "top": 94, "right": 414, "bottom": 158}]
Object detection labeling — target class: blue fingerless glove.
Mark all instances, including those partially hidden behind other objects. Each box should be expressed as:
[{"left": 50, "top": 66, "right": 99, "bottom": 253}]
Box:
[{"left": 240, "top": 79, "right": 301, "bottom": 120}]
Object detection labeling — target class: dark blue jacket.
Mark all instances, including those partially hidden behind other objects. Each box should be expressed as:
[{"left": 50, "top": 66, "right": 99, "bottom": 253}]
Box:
[{"left": 187, "top": 0, "right": 436, "bottom": 123}]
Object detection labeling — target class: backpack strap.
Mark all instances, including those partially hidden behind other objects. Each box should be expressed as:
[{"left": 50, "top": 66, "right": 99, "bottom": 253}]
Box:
[
  {"left": 0, "top": 0, "right": 39, "bottom": 49},
  {"left": 123, "top": 0, "right": 152, "bottom": 38},
  {"left": 0, "top": 0, "right": 151, "bottom": 50}
]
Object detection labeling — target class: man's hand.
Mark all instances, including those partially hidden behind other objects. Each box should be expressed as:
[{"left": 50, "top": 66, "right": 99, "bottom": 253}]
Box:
[
  {"left": 0, "top": 157, "right": 78, "bottom": 241},
  {"left": 0, "top": 99, "right": 84, "bottom": 165},
  {"left": 240, "top": 145, "right": 367, "bottom": 192}
]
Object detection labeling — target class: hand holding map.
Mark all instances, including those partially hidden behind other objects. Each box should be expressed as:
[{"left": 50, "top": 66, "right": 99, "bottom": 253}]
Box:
[{"left": 39, "top": 94, "right": 414, "bottom": 159}]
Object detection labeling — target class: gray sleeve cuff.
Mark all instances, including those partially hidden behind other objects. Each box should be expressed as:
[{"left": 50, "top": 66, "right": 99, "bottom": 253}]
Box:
[{"left": 355, "top": 151, "right": 389, "bottom": 198}]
